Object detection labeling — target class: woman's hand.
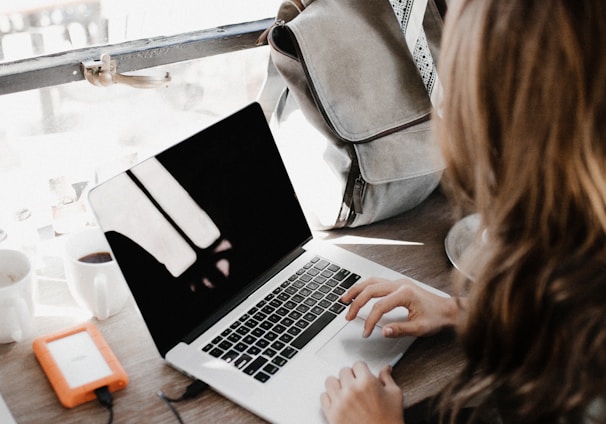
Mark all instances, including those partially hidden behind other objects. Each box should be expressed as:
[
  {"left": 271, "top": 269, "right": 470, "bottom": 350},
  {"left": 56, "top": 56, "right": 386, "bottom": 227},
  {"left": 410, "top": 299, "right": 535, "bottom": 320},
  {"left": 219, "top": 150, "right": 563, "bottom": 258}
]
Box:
[
  {"left": 320, "top": 361, "right": 404, "bottom": 424},
  {"left": 342, "top": 277, "right": 461, "bottom": 338}
]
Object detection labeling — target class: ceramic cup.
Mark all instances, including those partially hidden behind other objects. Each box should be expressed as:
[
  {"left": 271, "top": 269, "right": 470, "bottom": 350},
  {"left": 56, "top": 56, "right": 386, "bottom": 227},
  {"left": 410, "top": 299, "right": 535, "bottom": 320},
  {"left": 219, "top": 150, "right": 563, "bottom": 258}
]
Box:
[
  {"left": 0, "top": 249, "right": 35, "bottom": 343},
  {"left": 63, "top": 227, "right": 129, "bottom": 320}
]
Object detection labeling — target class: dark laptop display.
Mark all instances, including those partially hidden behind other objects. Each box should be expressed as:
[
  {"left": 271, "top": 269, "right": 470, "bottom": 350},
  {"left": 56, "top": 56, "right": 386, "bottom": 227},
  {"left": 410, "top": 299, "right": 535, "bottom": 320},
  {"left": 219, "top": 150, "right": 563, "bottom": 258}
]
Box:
[{"left": 93, "top": 103, "right": 312, "bottom": 356}]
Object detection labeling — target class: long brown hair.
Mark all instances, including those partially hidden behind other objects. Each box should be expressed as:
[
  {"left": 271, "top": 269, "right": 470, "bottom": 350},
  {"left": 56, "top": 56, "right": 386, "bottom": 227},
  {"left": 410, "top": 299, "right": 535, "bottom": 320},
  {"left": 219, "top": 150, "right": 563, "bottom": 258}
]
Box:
[{"left": 435, "top": 0, "right": 606, "bottom": 422}]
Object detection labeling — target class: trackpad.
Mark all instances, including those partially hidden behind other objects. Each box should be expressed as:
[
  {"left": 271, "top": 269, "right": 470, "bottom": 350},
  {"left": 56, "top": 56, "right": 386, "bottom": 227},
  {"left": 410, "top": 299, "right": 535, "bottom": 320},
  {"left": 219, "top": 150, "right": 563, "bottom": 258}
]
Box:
[{"left": 316, "top": 318, "right": 414, "bottom": 372}]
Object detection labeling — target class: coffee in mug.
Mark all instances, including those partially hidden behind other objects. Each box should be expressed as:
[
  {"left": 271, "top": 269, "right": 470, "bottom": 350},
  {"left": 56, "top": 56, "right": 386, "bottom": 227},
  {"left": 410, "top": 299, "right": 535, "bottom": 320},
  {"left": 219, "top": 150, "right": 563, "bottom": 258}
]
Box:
[
  {"left": 64, "top": 228, "right": 130, "bottom": 320},
  {"left": 79, "top": 252, "right": 113, "bottom": 264}
]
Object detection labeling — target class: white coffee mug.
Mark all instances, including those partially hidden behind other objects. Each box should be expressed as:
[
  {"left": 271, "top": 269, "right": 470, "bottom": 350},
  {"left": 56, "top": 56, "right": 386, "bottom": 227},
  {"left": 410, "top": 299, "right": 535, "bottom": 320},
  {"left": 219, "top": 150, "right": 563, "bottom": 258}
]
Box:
[
  {"left": 63, "top": 227, "right": 129, "bottom": 320},
  {"left": 0, "top": 249, "right": 35, "bottom": 343}
]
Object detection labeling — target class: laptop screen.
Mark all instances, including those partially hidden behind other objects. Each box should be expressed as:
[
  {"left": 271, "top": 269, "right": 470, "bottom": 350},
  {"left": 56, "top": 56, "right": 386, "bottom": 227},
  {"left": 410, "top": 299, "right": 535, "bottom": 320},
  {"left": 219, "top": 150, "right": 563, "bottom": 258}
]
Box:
[{"left": 88, "top": 103, "right": 313, "bottom": 356}]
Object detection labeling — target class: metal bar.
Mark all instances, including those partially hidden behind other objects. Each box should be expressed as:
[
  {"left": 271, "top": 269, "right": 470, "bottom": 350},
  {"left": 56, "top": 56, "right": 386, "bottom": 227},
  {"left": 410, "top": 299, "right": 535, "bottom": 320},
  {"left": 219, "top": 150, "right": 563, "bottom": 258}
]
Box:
[{"left": 0, "top": 17, "right": 273, "bottom": 96}]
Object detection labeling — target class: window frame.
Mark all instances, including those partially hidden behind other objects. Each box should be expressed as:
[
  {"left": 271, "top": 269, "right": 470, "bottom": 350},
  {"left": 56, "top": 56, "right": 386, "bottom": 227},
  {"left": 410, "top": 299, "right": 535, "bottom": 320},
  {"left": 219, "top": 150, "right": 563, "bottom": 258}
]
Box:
[{"left": 0, "top": 17, "right": 274, "bottom": 96}]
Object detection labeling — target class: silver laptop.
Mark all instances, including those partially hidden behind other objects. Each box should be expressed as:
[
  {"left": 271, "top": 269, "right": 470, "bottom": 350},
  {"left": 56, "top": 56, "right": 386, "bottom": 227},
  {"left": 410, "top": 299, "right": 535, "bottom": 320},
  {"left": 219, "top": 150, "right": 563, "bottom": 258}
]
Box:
[{"left": 88, "top": 102, "right": 448, "bottom": 424}]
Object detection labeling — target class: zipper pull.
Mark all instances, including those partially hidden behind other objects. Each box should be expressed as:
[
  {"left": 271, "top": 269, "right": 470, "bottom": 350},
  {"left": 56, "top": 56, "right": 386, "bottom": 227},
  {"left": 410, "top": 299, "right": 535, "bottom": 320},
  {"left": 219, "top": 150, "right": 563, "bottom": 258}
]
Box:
[
  {"left": 257, "top": 0, "right": 304, "bottom": 46},
  {"left": 352, "top": 176, "right": 366, "bottom": 215}
]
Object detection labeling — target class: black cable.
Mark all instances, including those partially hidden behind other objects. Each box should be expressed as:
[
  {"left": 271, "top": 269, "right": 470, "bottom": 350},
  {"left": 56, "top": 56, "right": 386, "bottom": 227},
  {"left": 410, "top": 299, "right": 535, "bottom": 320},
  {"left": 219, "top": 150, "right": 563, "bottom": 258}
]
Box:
[
  {"left": 157, "top": 379, "right": 209, "bottom": 424},
  {"left": 94, "top": 386, "right": 114, "bottom": 424}
]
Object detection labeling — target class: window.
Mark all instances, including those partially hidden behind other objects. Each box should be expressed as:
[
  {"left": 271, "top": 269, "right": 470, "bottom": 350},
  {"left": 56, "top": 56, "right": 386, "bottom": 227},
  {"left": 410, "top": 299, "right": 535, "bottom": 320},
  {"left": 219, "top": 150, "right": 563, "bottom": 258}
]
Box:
[{"left": 0, "top": 0, "right": 280, "bottom": 261}]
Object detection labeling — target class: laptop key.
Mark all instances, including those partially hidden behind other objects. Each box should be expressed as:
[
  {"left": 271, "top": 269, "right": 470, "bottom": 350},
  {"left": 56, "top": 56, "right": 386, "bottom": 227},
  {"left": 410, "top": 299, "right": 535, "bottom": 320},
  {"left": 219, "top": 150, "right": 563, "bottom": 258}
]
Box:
[
  {"left": 222, "top": 350, "right": 239, "bottom": 363},
  {"left": 243, "top": 335, "right": 256, "bottom": 345},
  {"left": 264, "top": 331, "right": 278, "bottom": 341},
  {"left": 244, "top": 319, "right": 259, "bottom": 329},
  {"left": 295, "top": 319, "right": 310, "bottom": 329},
  {"left": 234, "top": 354, "right": 253, "bottom": 369},
  {"left": 263, "top": 364, "right": 279, "bottom": 375},
  {"left": 311, "top": 292, "right": 324, "bottom": 300},
  {"left": 332, "top": 286, "right": 346, "bottom": 296},
  {"left": 281, "top": 346, "right": 298, "bottom": 359},
  {"left": 289, "top": 311, "right": 302, "bottom": 320},
  {"left": 272, "top": 356, "right": 288, "bottom": 367},
  {"left": 321, "top": 270, "right": 334, "bottom": 279},
  {"left": 314, "top": 275, "right": 327, "bottom": 284},
  {"left": 247, "top": 346, "right": 262, "bottom": 355},
  {"left": 243, "top": 356, "right": 268, "bottom": 375},
  {"left": 236, "top": 326, "right": 250, "bottom": 336},
  {"left": 299, "top": 274, "right": 312, "bottom": 283},
  {"left": 313, "top": 259, "right": 330, "bottom": 270},
  {"left": 209, "top": 348, "right": 224, "bottom": 358},
  {"left": 329, "top": 303, "right": 346, "bottom": 314},
  {"left": 318, "top": 285, "right": 331, "bottom": 294},
  {"left": 303, "top": 312, "right": 317, "bottom": 322},
  {"left": 281, "top": 317, "right": 295, "bottom": 327},
  {"left": 287, "top": 326, "right": 302, "bottom": 336},
  {"left": 311, "top": 306, "right": 324, "bottom": 315},
  {"left": 256, "top": 339, "right": 270, "bottom": 348},
  {"left": 252, "top": 328, "right": 265, "bottom": 338},
  {"left": 271, "top": 340, "right": 285, "bottom": 351},
  {"left": 254, "top": 372, "right": 271, "bottom": 383},
  {"left": 319, "top": 299, "right": 332, "bottom": 308},
  {"left": 257, "top": 320, "right": 271, "bottom": 330},
  {"left": 333, "top": 269, "right": 350, "bottom": 281},
  {"left": 253, "top": 312, "right": 267, "bottom": 321},
  {"left": 273, "top": 324, "right": 287, "bottom": 334},
  {"left": 291, "top": 294, "right": 304, "bottom": 303},
  {"left": 218, "top": 340, "right": 233, "bottom": 350},
  {"left": 227, "top": 333, "right": 242, "bottom": 343},
  {"left": 303, "top": 298, "right": 317, "bottom": 307},
  {"left": 339, "top": 273, "right": 361, "bottom": 289},
  {"left": 263, "top": 348, "right": 278, "bottom": 358},
  {"left": 279, "top": 333, "right": 294, "bottom": 343},
  {"left": 261, "top": 305, "right": 275, "bottom": 314},
  {"left": 291, "top": 311, "right": 337, "bottom": 350},
  {"left": 296, "top": 304, "right": 310, "bottom": 313}
]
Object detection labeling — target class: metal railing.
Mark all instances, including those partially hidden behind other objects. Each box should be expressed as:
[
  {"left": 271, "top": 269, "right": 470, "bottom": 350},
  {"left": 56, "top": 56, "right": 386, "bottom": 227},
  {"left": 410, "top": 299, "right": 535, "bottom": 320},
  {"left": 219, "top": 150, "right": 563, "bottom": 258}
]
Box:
[{"left": 0, "top": 17, "right": 273, "bottom": 95}]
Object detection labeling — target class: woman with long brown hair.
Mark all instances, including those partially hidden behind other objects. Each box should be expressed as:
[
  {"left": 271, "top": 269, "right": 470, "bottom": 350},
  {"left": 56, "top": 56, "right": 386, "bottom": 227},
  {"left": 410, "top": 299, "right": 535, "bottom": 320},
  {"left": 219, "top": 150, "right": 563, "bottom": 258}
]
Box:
[{"left": 320, "top": 0, "right": 606, "bottom": 422}]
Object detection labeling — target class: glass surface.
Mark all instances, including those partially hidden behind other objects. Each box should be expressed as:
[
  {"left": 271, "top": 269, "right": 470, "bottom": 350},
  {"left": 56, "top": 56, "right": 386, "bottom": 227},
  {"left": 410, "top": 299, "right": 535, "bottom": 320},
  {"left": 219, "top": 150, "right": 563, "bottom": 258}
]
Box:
[
  {"left": 0, "top": 46, "right": 271, "bottom": 242},
  {"left": 0, "top": 0, "right": 279, "bottom": 63}
]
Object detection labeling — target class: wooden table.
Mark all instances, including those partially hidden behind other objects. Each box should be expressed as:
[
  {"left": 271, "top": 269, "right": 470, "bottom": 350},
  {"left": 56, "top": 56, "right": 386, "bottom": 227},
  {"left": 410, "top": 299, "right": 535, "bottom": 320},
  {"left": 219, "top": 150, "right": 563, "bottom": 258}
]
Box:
[{"left": 0, "top": 189, "right": 465, "bottom": 423}]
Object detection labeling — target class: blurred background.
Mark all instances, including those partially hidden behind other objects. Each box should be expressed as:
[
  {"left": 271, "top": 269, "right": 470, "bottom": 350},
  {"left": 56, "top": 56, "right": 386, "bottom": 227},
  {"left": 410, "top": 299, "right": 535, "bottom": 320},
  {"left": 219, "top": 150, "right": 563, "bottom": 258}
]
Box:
[{"left": 0, "top": 0, "right": 279, "bottom": 255}]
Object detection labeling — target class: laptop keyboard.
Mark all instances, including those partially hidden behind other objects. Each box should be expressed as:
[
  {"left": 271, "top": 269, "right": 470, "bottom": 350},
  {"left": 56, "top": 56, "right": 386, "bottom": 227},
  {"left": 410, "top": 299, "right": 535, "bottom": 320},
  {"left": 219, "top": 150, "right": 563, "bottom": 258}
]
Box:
[{"left": 202, "top": 256, "right": 360, "bottom": 383}]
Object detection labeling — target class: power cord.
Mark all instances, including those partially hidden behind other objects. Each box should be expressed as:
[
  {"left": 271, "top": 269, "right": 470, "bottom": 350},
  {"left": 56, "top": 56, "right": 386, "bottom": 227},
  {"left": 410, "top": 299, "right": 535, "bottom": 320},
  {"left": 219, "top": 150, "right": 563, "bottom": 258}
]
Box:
[
  {"left": 94, "top": 386, "right": 114, "bottom": 424},
  {"left": 157, "top": 379, "right": 209, "bottom": 424}
]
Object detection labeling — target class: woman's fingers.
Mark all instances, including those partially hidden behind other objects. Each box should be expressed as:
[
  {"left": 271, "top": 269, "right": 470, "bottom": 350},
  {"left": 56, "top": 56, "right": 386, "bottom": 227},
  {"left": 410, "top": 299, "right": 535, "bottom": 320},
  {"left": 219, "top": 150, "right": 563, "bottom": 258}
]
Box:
[
  {"left": 362, "top": 284, "right": 415, "bottom": 336},
  {"left": 343, "top": 276, "right": 459, "bottom": 338},
  {"left": 321, "top": 361, "right": 404, "bottom": 424},
  {"left": 378, "top": 364, "right": 396, "bottom": 387},
  {"left": 344, "top": 278, "right": 407, "bottom": 321}
]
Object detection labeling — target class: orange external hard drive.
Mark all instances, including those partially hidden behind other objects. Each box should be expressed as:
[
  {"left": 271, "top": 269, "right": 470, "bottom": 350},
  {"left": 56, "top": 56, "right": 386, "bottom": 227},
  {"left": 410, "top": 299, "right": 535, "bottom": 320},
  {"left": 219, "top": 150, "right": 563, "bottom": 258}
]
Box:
[{"left": 32, "top": 322, "right": 128, "bottom": 408}]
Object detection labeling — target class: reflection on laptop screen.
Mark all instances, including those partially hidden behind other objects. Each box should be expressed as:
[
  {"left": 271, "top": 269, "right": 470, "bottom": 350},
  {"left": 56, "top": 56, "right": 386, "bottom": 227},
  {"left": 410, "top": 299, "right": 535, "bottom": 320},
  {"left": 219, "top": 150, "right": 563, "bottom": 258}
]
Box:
[{"left": 89, "top": 103, "right": 312, "bottom": 356}]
